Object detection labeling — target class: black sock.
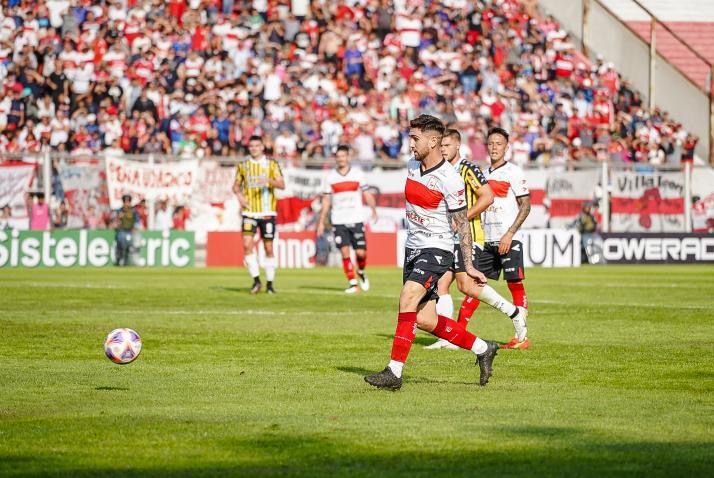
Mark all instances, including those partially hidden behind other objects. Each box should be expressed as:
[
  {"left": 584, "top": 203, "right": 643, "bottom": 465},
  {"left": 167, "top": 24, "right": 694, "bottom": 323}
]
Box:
[
  {"left": 267, "top": 281, "right": 273, "bottom": 289},
  {"left": 253, "top": 277, "right": 261, "bottom": 284}
]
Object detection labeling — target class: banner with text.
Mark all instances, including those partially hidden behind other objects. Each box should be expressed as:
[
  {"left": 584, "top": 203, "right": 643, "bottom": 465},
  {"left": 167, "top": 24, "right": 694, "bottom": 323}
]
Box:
[
  {"left": 0, "top": 229, "right": 195, "bottom": 267},
  {"left": 600, "top": 233, "right": 714, "bottom": 263},
  {"left": 610, "top": 171, "right": 685, "bottom": 232},
  {"left": 105, "top": 157, "right": 198, "bottom": 209}
]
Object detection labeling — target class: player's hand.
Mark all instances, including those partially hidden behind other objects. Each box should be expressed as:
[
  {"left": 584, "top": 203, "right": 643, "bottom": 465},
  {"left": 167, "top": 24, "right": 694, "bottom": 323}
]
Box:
[
  {"left": 498, "top": 231, "right": 514, "bottom": 255},
  {"left": 238, "top": 196, "right": 249, "bottom": 209},
  {"left": 316, "top": 223, "right": 325, "bottom": 236},
  {"left": 465, "top": 264, "right": 487, "bottom": 284},
  {"left": 371, "top": 210, "right": 378, "bottom": 223}
]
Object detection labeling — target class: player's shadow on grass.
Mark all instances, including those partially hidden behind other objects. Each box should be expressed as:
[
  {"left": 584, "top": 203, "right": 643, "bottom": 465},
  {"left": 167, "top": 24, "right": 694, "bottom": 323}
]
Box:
[
  {"left": 298, "top": 285, "right": 347, "bottom": 292},
  {"left": 375, "top": 333, "right": 433, "bottom": 346},
  {"left": 210, "top": 286, "right": 248, "bottom": 294},
  {"left": 336, "top": 366, "right": 373, "bottom": 376},
  {"left": 94, "top": 386, "right": 129, "bottom": 391}
]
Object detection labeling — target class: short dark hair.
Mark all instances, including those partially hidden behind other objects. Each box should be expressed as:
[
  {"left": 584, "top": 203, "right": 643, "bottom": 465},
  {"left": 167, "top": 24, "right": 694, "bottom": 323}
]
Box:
[
  {"left": 409, "top": 114, "right": 445, "bottom": 136},
  {"left": 249, "top": 135, "right": 263, "bottom": 143},
  {"left": 336, "top": 144, "right": 350, "bottom": 153},
  {"left": 487, "top": 127, "right": 510, "bottom": 142},
  {"left": 443, "top": 128, "right": 461, "bottom": 142}
]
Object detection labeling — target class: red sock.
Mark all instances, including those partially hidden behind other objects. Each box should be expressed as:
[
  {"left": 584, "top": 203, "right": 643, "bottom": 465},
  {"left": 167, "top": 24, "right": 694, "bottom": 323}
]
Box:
[
  {"left": 457, "top": 297, "right": 480, "bottom": 327},
  {"left": 342, "top": 257, "right": 356, "bottom": 281},
  {"left": 356, "top": 254, "right": 366, "bottom": 271},
  {"left": 507, "top": 281, "right": 527, "bottom": 308},
  {"left": 390, "top": 312, "right": 417, "bottom": 362},
  {"left": 432, "top": 315, "right": 477, "bottom": 350}
]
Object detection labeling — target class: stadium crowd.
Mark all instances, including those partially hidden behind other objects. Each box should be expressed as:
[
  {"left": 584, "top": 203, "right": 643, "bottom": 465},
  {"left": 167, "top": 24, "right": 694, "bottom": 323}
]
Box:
[{"left": 0, "top": 0, "right": 700, "bottom": 169}]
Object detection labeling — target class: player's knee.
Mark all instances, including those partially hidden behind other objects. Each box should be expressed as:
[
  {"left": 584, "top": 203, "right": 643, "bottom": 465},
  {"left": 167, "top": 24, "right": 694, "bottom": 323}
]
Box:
[{"left": 399, "top": 288, "right": 423, "bottom": 311}]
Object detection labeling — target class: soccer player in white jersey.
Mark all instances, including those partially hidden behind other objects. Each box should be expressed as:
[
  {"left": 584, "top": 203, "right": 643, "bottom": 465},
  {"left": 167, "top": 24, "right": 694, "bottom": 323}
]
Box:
[
  {"left": 469, "top": 126, "right": 532, "bottom": 349},
  {"left": 425, "top": 129, "right": 528, "bottom": 350},
  {"left": 364, "top": 115, "right": 520, "bottom": 390},
  {"left": 317, "top": 145, "right": 377, "bottom": 293}
]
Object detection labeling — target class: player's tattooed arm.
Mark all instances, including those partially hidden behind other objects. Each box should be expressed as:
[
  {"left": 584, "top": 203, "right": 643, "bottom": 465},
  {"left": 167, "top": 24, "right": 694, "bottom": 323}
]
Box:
[
  {"left": 448, "top": 208, "right": 486, "bottom": 283},
  {"left": 508, "top": 195, "right": 531, "bottom": 234},
  {"left": 499, "top": 195, "right": 531, "bottom": 254}
]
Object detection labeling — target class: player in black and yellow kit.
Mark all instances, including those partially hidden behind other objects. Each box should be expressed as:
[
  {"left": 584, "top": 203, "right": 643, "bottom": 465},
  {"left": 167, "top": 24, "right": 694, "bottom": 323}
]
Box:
[
  {"left": 425, "top": 128, "right": 495, "bottom": 349},
  {"left": 233, "top": 135, "right": 285, "bottom": 294}
]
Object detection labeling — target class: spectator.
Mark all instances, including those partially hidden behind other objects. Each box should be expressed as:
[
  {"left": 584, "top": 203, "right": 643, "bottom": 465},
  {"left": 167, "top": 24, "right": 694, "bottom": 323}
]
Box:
[
  {"left": 112, "top": 194, "right": 139, "bottom": 267},
  {"left": 172, "top": 205, "right": 189, "bottom": 230},
  {"left": 0, "top": 204, "right": 11, "bottom": 229},
  {"left": 27, "top": 192, "right": 50, "bottom": 231},
  {"left": 155, "top": 199, "right": 173, "bottom": 231}
]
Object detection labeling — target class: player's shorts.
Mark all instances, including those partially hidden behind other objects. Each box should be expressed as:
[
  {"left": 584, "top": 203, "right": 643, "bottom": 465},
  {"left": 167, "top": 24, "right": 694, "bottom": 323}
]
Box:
[
  {"left": 480, "top": 240, "right": 525, "bottom": 281},
  {"left": 451, "top": 243, "right": 484, "bottom": 274},
  {"left": 242, "top": 215, "right": 276, "bottom": 240},
  {"left": 333, "top": 223, "right": 366, "bottom": 250},
  {"left": 403, "top": 248, "right": 454, "bottom": 304}
]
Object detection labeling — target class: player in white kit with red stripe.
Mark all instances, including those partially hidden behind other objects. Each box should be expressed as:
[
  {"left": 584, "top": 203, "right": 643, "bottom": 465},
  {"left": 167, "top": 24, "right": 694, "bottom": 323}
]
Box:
[
  {"left": 364, "top": 115, "right": 520, "bottom": 390},
  {"left": 317, "top": 145, "right": 377, "bottom": 293}
]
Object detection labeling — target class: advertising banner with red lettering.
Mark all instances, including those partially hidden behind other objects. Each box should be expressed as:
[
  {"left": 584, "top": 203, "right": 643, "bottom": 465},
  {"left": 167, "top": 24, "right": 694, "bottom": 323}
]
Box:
[{"left": 105, "top": 157, "right": 198, "bottom": 209}]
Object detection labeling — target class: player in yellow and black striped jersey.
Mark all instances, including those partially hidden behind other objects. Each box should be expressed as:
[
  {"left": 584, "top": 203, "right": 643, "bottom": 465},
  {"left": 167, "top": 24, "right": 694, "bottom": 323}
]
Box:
[
  {"left": 232, "top": 135, "right": 285, "bottom": 294},
  {"left": 425, "top": 128, "right": 496, "bottom": 350}
]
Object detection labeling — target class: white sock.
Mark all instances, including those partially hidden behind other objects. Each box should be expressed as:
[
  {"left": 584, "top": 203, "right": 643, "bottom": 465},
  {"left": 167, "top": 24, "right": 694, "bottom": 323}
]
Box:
[
  {"left": 264, "top": 256, "right": 277, "bottom": 281},
  {"left": 244, "top": 254, "right": 260, "bottom": 279},
  {"left": 388, "top": 360, "right": 404, "bottom": 378},
  {"left": 471, "top": 337, "right": 488, "bottom": 355},
  {"left": 478, "top": 285, "right": 518, "bottom": 317},
  {"left": 435, "top": 294, "right": 454, "bottom": 319}
]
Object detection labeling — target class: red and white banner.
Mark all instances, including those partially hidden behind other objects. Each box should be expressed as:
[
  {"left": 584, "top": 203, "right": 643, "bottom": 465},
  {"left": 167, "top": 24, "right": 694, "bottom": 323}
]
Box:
[
  {"left": 546, "top": 169, "right": 600, "bottom": 228},
  {"left": 105, "top": 157, "right": 198, "bottom": 209},
  {"left": 0, "top": 162, "right": 35, "bottom": 227},
  {"left": 187, "top": 161, "right": 241, "bottom": 243},
  {"left": 59, "top": 161, "right": 107, "bottom": 229},
  {"left": 610, "top": 171, "right": 685, "bottom": 232}
]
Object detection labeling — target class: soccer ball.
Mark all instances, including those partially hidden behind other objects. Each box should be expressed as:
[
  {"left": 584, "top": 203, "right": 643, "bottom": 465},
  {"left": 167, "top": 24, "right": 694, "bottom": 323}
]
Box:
[{"left": 104, "top": 328, "right": 142, "bottom": 365}]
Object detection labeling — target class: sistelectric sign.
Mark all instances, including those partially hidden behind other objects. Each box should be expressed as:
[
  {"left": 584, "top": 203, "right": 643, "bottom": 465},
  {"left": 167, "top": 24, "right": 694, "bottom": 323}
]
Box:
[
  {"left": 601, "top": 233, "right": 714, "bottom": 264},
  {"left": 0, "top": 229, "right": 195, "bottom": 268}
]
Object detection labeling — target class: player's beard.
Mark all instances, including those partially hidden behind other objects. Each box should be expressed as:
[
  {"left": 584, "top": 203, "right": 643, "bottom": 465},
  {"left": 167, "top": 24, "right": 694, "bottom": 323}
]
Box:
[{"left": 413, "top": 147, "right": 427, "bottom": 162}]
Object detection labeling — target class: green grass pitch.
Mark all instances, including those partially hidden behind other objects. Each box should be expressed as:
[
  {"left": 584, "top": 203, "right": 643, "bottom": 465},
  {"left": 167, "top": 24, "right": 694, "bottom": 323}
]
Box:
[{"left": 1, "top": 265, "right": 713, "bottom": 477}]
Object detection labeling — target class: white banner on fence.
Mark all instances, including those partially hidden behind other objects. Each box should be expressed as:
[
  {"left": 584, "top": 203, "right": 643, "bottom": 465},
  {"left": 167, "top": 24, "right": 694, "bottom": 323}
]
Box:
[
  {"left": 105, "top": 157, "right": 198, "bottom": 209},
  {"left": 0, "top": 164, "right": 34, "bottom": 222},
  {"left": 546, "top": 169, "right": 600, "bottom": 228},
  {"left": 59, "top": 162, "right": 106, "bottom": 229},
  {"left": 188, "top": 161, "right": 240, "bottom": 243},
  {"left": 610, "top": 171, "right": 685, "bottom": 232}
]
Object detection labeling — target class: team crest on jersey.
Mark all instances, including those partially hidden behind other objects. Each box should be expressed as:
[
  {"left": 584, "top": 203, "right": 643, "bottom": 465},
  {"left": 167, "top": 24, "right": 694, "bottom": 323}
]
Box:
[{"left": 426, "top": 177, "right": 440, "bottom": 190}]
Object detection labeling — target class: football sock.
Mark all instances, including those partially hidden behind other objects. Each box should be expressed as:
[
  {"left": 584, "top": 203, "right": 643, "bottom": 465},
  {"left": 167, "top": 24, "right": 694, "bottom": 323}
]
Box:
[
  {"left": 356, "top": 255, "right": 367, "bottom": 272},
  {"left": 264, "top": 256, "right": 277, "bottom": 282},
  {"left": 388, "top": 360, "right": 404, "bottom": 378},
  {"left": 267, "top": 281, "right": 273, "bottom": 289},
  {"left": 432, "top": 315, "right": 476, "bottom": 350},
  {"left": 507, "top": 281, "right": 528, "bottom": 308},
  {"left": 390, "top": 311, "right": 417, "bottom": 363},
  {"left": 435, "top": 294, "right": 454, "bottom": 319},
  {"left": 244, "top": 253, "right": 260, "bottom": 280},
  {"left": 478, "top": 284, "right": 518, "bottom": 317},
  {"left": 457, "top": 297, "right": 480, "bottom": 326},
  {"left": 472, "top": 337, "right": 488, "bottom": 355},
  {"left": 342, "top": 257, "right": 356, "bottom": 281}
]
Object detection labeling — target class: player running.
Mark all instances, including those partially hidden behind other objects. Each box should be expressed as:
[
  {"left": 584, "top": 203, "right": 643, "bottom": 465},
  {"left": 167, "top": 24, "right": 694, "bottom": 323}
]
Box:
[
  {"left": 460, "top": 127, "right": 532, "bottom": 349},
  {"left": 233, "top": 135, "right": 285, "bottom": 294},
  {"left": 317, "top": 145, "right": 377, "bottom": 293},
  {"left": 364, "top": 115, "right": 516, "bottom": 390}
]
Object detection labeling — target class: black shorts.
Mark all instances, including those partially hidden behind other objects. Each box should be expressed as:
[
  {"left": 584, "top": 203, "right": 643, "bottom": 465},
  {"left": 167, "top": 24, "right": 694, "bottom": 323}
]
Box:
[
  {"left": 480, "top": 241, "right": 525, "bottom": 281},
  {"left": 242, "top": 216, "right": 276, "bottom": 240},
  {"left": 403, "top": 248, "right": 454, "bottom": 304},
  {"left": 333, "top": 223, "right": 366, "bottom": 250},
  {"left": 451, "top": 243, "right": 483, "bottom": 274}
]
